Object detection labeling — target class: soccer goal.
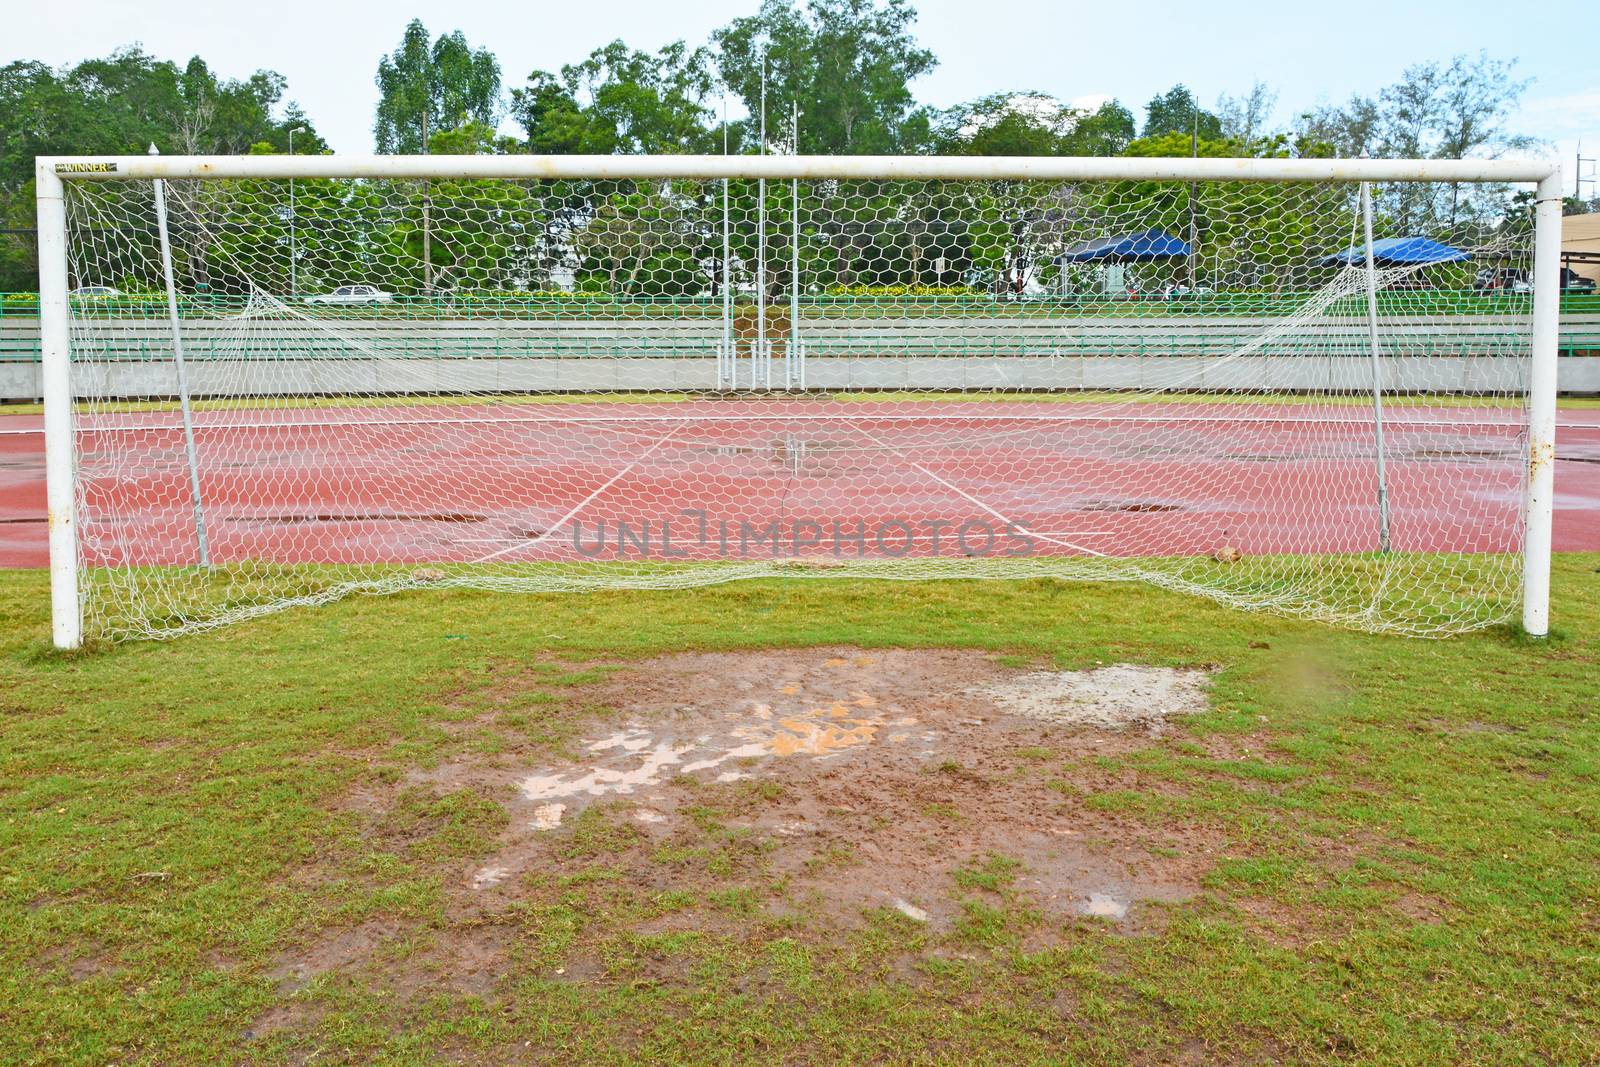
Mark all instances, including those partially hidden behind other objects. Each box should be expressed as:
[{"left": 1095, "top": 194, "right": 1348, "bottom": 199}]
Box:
[{"left": 34, "top": 154, "right": 1563, "bottom": 647}]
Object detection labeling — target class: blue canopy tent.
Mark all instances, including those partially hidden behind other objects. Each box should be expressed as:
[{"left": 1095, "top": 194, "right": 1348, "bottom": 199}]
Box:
[
  {"left": 1055, "top": 229, "right": 1192, "bottom": 263},
  {"left": 1321, "top": 236, "right": 1470, "bottom": 267},
  {"left": 1053, "top": 229, "right": 1192, "bottom": 298}
]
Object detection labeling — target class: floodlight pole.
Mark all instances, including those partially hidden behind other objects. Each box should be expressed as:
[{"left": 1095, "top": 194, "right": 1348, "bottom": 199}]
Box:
[
  {"left": 421, "top": 106, "right": 433, "bottom": 294},
  {"left": 1359, "top": 180, "right": 1392, "bottom": 553},
  {"left": 1522, "top": 168, "right": 1563, "bottom": 637},
  {"left": 150, "top": 146, "right": 211, "bottom": 569},
  {"left": 720, "top": 95, "right": 732, "bottom": 390},
  {"left": 757, "top": 57, "right": 769, "bottom": 389},
  {"left": 789, "top": 98, "right": 802, "bottom": 390},
  {"left": 1188, "top": 114, "right": 1199, "bottom": 292},
  {"left": 288, "top": 126, "right": 303, "bottom": 297}
]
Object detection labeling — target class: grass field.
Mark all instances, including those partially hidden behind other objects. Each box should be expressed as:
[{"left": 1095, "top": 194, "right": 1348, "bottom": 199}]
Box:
[{"left": 2, "top": 561, "right": 1598, "bottom": 1064}]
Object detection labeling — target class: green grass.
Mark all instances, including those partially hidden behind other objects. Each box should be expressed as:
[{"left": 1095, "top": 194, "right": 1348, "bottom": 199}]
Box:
[{"left": 1, "top": 560, "right": 1598, "bottom": 1063}]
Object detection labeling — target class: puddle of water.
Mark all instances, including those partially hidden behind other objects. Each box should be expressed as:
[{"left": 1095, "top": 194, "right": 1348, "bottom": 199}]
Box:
[
  {"left": 530, "top": 803, "right": 566, "bottom": 830},
  {"left": 520, "top": 739, "right": 695, "bottom": 802},
  {"left": 980, "top": 665, "right": 1212, "bottom": 730},
  {"left": 515, "top": 678, "right": 931, "bottom": 809},
  {"left": 1081, "top": 893, "right": 1129, "bottom": 919},
  {"left": 894, "top": 898, "right": 931, "bottom": 923},
  {"left": 472, "top": 866, "right": 509, "bottom": 889},
  {"left": 588, "top": 731, "right": 655, "bottom": 754}
]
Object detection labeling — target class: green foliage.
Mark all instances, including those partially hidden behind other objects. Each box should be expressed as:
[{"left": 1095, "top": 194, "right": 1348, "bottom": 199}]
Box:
[
  {"left": 425, "top": 119, "right": 521, "bottom": 156},
  {"left": 936, "top": 93, "right": 1135, "bottom": 158},
  {"left": 0, "top": 21, "right": 1542, "bottom": 302},
  {"left": 0, "top": 48, "right": 325, "bottom": 290},
  {"left": 373, "top": 20, "right": 502, "bottom": 154},
  {"left": 1142, "top": 84, "right": 1222, "bottom": 141},
  {"left": 512, "top": 40, "right": 723, "bottom": 155},
  {"left": 1293, "top": 52, "right": 1533, "bottom": 234},
  {"left": 714, "top": 0, "right": 937, "bottom": 154}
]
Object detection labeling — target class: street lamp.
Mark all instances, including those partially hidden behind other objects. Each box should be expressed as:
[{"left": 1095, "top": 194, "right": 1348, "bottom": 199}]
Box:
[{"left": 288, "top": 126, "right": 305, "bottom": 297}]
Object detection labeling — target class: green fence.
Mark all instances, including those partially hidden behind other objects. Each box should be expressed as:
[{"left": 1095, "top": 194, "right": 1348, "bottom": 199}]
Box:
[
  {"left": 3, "top": 292, "right": 1597, "bottom": 364},
  {"left": 5, "top": 290, "right": 1600, "bottom": 321}
]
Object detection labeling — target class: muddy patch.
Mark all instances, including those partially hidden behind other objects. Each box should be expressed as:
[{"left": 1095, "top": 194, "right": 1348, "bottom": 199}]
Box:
[
  {"left": 488, "top": 652, "right": 1212, "bottom": 817},
  {"left": 426, "top": 649, "right": 1220, "bottom": 929},
  {"left": 269, "top": 647, "right": 1235, "bottom": 1034},
  {"left": 511, "top": 663, "right": 926, "bottom": 813}
]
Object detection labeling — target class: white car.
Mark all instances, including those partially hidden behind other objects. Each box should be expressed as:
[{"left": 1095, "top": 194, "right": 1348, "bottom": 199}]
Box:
[
  {"left": 68, "top": 286, "right": 124, "bottom": 298},
  {"left": 304, "top": 284, "right": 394, "bottom": 305}
]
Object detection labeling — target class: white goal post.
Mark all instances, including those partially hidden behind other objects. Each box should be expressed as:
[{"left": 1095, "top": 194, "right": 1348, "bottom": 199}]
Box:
[{"left": 34, "top": 153, "right": 1564, "bottom": 648}]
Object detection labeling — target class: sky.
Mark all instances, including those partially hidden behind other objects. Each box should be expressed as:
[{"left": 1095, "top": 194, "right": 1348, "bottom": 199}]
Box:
[{"left": 6, "top": 0, "right": 1596, "bottom": 194}]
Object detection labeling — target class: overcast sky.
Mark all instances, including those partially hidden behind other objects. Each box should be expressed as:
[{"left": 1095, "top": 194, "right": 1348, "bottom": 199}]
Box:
[{"left": 7, "top": 0, "right": 1595, "bottom": 193}]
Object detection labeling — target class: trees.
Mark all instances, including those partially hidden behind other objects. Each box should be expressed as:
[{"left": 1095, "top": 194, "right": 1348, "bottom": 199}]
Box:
[
  {"left": 1072, "top": 101, "right": 1138, "bottom": 157},
  {"left": 1142, "top": 85, "right": 1221, "bottom": 141},
  {"left": 714, "top": 0, "right": 936, "bottom": 154},
  {"left": 0, "top": 48, "right": 323, "bottom": 291},
  {"left": 1294, "top": 95, "right": 1382, "bottom": 158},
  {"left": 573, "top": 184, "right": 717, "bottom": 295},
  {"left": 935, "top": 94, "right": 1136, "bottom": 158},
  {"left": 374, "top": 20, "right": 502, "bottom": 154},
  {"left": 0, "top": 48, "right": 321, "bottom": 195},
  {"left": 511, "top": 40, "right": 723, "bottom": 155},
  {"left": 1216, "top": 81, "right": 1277, "bottom": 152},
  {"left": 1292, "top": 52, "right": 1531, "bottom": 233},
  {"left": 935, "top": 93, "right": 1078, "bottom": 157}
]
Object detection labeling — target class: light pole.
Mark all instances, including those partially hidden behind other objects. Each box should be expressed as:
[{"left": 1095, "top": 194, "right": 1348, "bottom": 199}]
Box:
[{"left": 288, "top": 126, "right": 304, "bottom": 297}]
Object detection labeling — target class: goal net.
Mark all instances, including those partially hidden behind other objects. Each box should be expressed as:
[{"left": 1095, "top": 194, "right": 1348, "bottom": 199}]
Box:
[{"left": 37, "top": 156, "right": 1560, "bottom": 644}]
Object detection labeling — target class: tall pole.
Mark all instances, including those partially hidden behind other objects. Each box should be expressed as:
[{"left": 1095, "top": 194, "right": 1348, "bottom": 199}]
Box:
[
  {"left": 1188, "top": 113, "right": 1199, "bottom": 292},
  {"left": 1523, "top": 168, "right": 1564, "bottom": 637},
  {"left": 150, "top": 146, "right": 211, "bottom": 568},
  {"left": 721, "top": 95, "right": 732, "bottom": 390},
  {"left": 288, "top": 126, "right": 303, "bottom": 297},
  {"left": 1360, "top": 180, "right": 1391, "bottom": 554},
  {"left": 757, "top": 57, "right": 768, "bottom": 389},
  {"left": 36, "top": 163, "right": 80, "bottom": 648},
  {"left": 790, "top": 98, "right": 801, "bottom": 390},
  {"left": 421, "top": 104, "right": 433, "bottom": 294}
]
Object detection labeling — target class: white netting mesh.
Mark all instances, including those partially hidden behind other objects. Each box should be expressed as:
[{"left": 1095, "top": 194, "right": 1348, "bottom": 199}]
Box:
[{"left": 58, "top": 171, "right": 1535, "bottom": 641}]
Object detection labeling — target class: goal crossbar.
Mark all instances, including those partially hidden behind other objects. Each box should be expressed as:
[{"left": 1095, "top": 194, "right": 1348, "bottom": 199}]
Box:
[{"left": 41, "top": 154, "right": 1559, "bottom": 184}]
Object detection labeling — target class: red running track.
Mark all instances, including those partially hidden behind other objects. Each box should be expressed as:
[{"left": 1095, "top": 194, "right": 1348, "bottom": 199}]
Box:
[{"left": 2, "top": 399, "right": 1599, "bottom": 569}]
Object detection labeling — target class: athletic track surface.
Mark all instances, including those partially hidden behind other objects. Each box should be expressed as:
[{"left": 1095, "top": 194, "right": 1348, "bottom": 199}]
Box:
[{"left": 1, "top": 399, "right": 1597, "bottom": 569}]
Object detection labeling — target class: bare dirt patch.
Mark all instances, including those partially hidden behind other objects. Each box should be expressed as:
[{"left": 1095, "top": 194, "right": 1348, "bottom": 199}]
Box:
[
  {"left": 267, "top": 647, "right": 1235, "bottom": 1032},
  {"left": 426, "top": 648, "right": 1220, "bottom": 925}
]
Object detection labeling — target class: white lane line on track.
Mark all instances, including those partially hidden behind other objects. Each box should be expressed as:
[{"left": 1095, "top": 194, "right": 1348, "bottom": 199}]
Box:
[{"left": 466, "top": 422, "right": 687, "bottom": 564}]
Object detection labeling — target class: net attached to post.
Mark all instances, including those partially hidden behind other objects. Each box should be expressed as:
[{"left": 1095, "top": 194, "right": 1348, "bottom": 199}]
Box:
[{"left": 57, "top": 171, "right": 1535, "bottom": 641}]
